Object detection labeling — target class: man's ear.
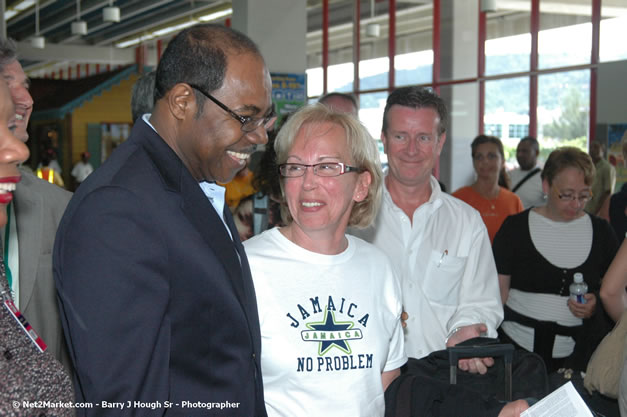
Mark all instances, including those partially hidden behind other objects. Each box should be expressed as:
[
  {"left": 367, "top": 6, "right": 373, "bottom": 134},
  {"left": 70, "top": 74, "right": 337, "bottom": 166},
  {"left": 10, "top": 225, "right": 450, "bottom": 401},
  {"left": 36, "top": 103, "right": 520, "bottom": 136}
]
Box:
[
  {"left": 381, "top": 131, "right": 388, "bottom": 154},
  {"left": 167, "top": 83, "right": 196, "bottom": 121}
]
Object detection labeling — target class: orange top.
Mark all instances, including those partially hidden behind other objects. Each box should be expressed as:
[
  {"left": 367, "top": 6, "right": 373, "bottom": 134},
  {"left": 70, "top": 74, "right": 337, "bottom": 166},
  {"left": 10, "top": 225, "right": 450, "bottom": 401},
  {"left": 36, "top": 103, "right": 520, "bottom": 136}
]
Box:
[{"left": 452, "top": 186, "right": 523, "bottom": 244}]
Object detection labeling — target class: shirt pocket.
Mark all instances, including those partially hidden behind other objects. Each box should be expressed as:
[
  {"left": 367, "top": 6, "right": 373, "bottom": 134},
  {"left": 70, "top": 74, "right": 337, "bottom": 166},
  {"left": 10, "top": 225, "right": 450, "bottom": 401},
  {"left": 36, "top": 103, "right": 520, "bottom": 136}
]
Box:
[{"left": 422, "top": 249, "right": 467, "bottom": 306}]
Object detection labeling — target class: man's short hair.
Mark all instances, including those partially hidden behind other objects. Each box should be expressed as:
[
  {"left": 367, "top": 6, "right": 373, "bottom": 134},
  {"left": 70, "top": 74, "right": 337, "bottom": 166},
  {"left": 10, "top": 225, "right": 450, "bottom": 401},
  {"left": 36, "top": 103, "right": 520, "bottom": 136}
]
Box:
[
  {"left": 382, "top": 86, "right": 448, "bottom": 137},
  {"left": 155, "top": 24, "right": 262, "bottom": 116},
  {"left": 319, "top": 92, "right": 358, "bottom": 110},
  {"left": 519, "top": 136, "right": 539, "bottom": 152},
  {"left": 0, "top": 37, "right": 18, "bottom": 73},
  {"left": 131, "top": 71, "right": 156, "bottom": 122}
]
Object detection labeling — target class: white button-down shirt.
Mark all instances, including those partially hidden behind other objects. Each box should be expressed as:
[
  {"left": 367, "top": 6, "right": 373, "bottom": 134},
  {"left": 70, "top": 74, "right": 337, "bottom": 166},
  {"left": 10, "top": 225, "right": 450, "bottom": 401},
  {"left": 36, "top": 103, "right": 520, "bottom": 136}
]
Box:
[{"left": 351, "top": 176, "right": 503, "bottom": 359}]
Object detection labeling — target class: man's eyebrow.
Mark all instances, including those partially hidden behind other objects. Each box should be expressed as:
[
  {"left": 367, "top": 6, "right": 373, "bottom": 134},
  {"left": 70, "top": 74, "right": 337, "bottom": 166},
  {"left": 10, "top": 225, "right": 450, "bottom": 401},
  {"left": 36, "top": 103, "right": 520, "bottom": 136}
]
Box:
[
  {"left": 233, "top": 104, "right": 262, "bottom": 115},
  {"left": 235, "top": 104, "right": 274, "bottom": 116}
]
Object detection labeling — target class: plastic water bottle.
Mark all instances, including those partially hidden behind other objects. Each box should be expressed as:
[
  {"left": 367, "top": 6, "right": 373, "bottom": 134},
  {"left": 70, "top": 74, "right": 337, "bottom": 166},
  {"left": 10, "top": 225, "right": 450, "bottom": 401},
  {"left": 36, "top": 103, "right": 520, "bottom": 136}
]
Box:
[{"left": 569, "top": 273, "right": 588, "bottom": 304}]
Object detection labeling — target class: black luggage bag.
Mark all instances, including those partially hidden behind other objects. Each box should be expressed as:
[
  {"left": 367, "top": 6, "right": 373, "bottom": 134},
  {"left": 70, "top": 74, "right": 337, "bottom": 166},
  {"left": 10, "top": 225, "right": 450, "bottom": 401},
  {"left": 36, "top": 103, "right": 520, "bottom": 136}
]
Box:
[{"left": 385, "top": 338, "right": 550, "bottom": 417}]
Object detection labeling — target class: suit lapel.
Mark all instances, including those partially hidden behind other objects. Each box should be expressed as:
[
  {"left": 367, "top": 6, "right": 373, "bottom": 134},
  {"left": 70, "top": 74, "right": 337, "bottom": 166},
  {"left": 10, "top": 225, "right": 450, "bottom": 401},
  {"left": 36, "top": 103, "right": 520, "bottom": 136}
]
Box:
[
  {"left": 179, "top": 178, "right": 247, "bottom": 304},
  {"left": 136, "top": 121, "right": 249, "bottom": 309},
  {"left": 226, "top": 210, "right": 262, "bottom": 350},
  {"left": 14, "top": 171, "right": 42, "bottom": 310}
]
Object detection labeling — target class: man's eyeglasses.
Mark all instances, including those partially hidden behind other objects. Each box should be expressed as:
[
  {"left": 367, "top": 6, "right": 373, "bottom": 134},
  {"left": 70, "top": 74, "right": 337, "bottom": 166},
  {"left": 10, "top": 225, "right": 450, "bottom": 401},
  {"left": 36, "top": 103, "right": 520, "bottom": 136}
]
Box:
[
  {"left": 187, "top": 83, "right": 276, "bottom": 132},
  {"left": 552, "top": 186, "right": 593, "bottom": 204},
  {"left": 279, "top": 162, "right": 363, "bottom": 178}
]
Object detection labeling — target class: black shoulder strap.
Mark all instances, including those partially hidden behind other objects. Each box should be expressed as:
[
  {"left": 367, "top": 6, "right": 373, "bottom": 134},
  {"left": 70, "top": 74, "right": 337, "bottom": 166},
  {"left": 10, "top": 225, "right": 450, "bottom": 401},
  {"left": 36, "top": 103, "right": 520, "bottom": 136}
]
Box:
[{"left": 512, "top": 167, "right": 541, "bottom": 193}]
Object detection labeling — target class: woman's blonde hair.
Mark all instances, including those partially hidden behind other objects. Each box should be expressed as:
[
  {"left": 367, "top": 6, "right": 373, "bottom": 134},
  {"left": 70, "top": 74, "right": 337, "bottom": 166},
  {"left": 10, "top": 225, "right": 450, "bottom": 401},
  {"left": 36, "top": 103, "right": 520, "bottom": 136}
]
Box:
[{"left": 274, "top": 103, "right": 383, "bottom": 228}]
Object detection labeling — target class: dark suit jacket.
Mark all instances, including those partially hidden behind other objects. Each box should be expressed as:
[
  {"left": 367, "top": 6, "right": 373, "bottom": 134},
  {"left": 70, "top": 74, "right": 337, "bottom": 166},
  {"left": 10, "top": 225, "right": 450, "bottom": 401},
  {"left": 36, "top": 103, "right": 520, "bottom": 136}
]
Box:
[
  {"left": 53, "top": 119, "right": 267, "bottom": 417},
  {"left": 14, "top": 168, "right": 73, "bottom": 373}
]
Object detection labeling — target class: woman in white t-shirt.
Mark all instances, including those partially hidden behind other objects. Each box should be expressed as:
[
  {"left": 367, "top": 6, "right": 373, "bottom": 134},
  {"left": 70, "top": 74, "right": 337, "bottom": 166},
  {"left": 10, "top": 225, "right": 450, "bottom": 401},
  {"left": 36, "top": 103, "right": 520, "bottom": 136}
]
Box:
[
  {"left": 493, "top": 147, "right": 619, "bottom": 373},
  {"left": 244, "top": 104, "right": 406, "bottom": 417}
]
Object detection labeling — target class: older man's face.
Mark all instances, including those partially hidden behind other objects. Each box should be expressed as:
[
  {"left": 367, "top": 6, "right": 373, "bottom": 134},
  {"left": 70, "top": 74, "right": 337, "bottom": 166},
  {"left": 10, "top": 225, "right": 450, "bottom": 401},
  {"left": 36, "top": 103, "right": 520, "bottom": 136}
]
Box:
[
  {"left": 2, "top": 60, "right": 33, "bottom": 142},
  {"left": 382, "top": 105, "right": 445, "bottom": 189}
]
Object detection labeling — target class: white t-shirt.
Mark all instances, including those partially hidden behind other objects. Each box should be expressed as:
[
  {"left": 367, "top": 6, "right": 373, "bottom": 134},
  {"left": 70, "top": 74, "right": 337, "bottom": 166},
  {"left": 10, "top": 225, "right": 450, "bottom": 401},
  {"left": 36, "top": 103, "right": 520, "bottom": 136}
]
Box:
[
  {"left": 509, "top": 166, "right": 545, "bottom": 209},
  {"left": 71, "top": 161, "right": 94, "bottom": 183},
  {"left": 244, "top": 228, "right": 407, "bottom": 417}
]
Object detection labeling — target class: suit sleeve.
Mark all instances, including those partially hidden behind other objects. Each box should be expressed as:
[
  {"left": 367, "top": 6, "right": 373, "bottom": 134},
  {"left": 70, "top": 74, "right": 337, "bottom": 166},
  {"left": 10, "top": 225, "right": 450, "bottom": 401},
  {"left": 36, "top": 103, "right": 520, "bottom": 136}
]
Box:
[{"left": 54, "top": 186, "right": 170, "bottom": 417}]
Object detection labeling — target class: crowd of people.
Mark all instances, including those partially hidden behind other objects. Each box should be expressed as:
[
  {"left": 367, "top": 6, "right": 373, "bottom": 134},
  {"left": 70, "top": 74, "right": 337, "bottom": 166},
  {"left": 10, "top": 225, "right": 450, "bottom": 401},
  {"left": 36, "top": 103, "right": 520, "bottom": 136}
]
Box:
[{"left": 0, "top": 22, "right": 625, "bottom": 417}]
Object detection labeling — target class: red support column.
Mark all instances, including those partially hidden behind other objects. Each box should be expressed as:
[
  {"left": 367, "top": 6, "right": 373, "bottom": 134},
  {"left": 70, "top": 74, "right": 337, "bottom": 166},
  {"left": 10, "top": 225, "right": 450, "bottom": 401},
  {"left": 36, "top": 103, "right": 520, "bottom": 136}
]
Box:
[
  {"left": 59, "top": 69, "right": 64, "bottom": 79},
  {"left": 431, "top": 0, "right": 441, "bottom": 178},
  {"left": 589, "top": 0, "right": 600, "bottom": 145},
  {"left": 388, "top": 0, "right": 396, "bottom": 89},
  {"left": 353, "top": 0, "right": 360, "bottom": 95},
  {"left": 68, "top": 66, "right": 72, "bottom": 79},
  {"left": 432, "top": 0, "right": 441, "bottom": 94},
  {"left": 106, "top": 64, "right": 111, "bottom": 72},
  {"left": 96, "top": 63, "right": 100, "bottom": 74},
  {"left": 529, "top": 0, "right": 539, "bottom": 139},
  {"left": 225, "top": 18, "right": 231, "bottom": 27},
  {"left": 135, "top": 45, "right": 146, "bottom": 73},
  {"left": 322, "top": 0, "right": 329, "bottom": 95},
  {"left": 478, "top": 0, "right": 487, "bottom": 134},
  {"left": 157, "top": 39, "right": 163, "bottom": 64}
]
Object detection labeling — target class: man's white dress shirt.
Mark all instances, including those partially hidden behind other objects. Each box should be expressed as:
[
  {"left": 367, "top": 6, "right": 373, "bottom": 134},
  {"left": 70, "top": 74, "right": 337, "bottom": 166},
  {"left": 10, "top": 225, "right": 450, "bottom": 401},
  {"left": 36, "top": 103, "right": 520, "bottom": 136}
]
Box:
[{"left": 351, "top": 176, "right": 503, "bottom": 359}]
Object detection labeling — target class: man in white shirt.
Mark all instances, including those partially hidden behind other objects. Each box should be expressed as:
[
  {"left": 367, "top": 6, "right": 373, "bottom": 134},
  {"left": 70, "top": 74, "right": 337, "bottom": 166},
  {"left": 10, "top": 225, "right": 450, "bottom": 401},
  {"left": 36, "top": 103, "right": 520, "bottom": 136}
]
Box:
[
  {"left": 509, "top": 136, "right": 544, "bottom": 209},
  {"left": 351, "top": 86, "right": 503, "bottom": 374},
  {"left": 70, "top": 151, "right": 94, "bottom": 187}
]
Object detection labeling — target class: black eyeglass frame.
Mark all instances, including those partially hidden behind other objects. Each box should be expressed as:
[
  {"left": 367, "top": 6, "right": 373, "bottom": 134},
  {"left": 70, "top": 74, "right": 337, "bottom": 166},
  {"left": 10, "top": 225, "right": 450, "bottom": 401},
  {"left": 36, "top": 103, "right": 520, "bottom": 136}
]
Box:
[{"left": 187, "top": 83, "right": 276, "bottom": 132}]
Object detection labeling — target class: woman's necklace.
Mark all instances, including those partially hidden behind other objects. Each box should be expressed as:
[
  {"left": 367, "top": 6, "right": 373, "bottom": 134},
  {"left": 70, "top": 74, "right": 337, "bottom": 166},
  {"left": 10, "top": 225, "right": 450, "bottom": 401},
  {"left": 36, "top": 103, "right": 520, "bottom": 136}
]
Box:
[{"left": 473, "top": 183, "right": 499, "bottom": 209}]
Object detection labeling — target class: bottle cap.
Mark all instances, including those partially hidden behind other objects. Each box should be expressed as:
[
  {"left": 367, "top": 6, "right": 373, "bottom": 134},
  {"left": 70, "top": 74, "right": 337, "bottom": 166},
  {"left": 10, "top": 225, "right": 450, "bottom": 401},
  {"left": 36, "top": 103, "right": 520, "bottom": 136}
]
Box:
[{"left": 573, "top": 272, "right": 583, "bottom": 283}]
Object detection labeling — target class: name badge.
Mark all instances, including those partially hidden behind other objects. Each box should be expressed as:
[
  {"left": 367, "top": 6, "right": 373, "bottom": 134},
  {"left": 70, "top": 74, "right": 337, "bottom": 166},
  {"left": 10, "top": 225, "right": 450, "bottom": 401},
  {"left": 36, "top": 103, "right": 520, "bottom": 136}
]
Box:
[{"left": 3, "top": 297, "right": 47, "bottom": 352}]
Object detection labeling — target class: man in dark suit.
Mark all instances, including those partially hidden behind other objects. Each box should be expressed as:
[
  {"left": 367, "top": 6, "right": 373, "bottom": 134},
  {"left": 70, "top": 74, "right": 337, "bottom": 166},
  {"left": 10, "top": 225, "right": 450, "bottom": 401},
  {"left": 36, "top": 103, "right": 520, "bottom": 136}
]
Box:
[
  {"left": 0, "top": 37, "right": 73, "bottom": 374},
  {"left": 54, "top": 24, "right": 275, "bottom": 416}
]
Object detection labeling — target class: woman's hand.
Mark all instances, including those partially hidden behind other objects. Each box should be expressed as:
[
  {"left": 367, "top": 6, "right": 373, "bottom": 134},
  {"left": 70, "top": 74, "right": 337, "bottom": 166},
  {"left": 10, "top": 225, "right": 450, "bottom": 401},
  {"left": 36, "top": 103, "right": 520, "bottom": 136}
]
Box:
[{"left": 567, "top": 293, "right": 597, "bottom": 319}]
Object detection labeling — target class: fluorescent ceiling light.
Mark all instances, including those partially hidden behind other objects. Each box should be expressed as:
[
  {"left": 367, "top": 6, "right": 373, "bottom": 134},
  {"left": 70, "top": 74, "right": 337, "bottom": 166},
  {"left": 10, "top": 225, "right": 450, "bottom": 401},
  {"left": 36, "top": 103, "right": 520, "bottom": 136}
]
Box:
[
  {"left": 115, "top": 7, "right": 232, "bottom": 49},
  {"left": 152, "top": 20, "right": 197, "bottom": 37},
  {"left": 4, "top": 10, "right": 18, "bottom": 20},
  {"left": 198, "top": 8, "right": 232, "bottom": 22},
  {"left": 14, "top": 0, "right": 35, "bottom": 11}
]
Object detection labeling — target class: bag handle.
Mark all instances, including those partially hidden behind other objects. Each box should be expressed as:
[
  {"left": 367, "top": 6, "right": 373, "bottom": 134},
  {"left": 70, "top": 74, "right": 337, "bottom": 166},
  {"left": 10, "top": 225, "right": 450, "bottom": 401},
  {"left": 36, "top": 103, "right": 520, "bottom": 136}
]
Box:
[{"left": 448, "top": 340, "right": 515, "bottom": 401}]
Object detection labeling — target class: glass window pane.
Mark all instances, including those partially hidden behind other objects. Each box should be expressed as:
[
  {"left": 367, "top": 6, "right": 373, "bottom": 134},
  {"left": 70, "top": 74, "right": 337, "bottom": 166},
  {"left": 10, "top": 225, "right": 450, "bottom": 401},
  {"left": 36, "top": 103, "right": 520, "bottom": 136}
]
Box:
[
  {"left": 395, "top": 50, "right": 432, "bottom": 87},
  {"left": 359, "top": 92, "right": 387, "bottom": 139},
  {"left": 359, "top": 57, "right": 388, "bottom": 91},
  {"left": 539, "top": 1, "right": 592, "bottom": 69},
  {"left": 359, "top": 0, "right": 389, "bottom": 90},
  {"left": 328, "top": 62, "right": 355, "bottom": 92},
  {"left": 306, "top": 67, "right": 323, "bottom": 98},
  {"left": 484, "top": 77, "right": 530, "bottom": 166},
  {"left": 485, "top": 1, "right": 531, "bottom": 76},
  {"left": 359, "top": 92, "right": 388, "bottom": 166},
  {"left": 538, "top": 70, "right": 590, "bottom": 155},
  {"left": 600, "top": 9, "right": 627, "bottom": 63},
  {"left": 394, "top": 3, "right": 433, "bottom": 86}
]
